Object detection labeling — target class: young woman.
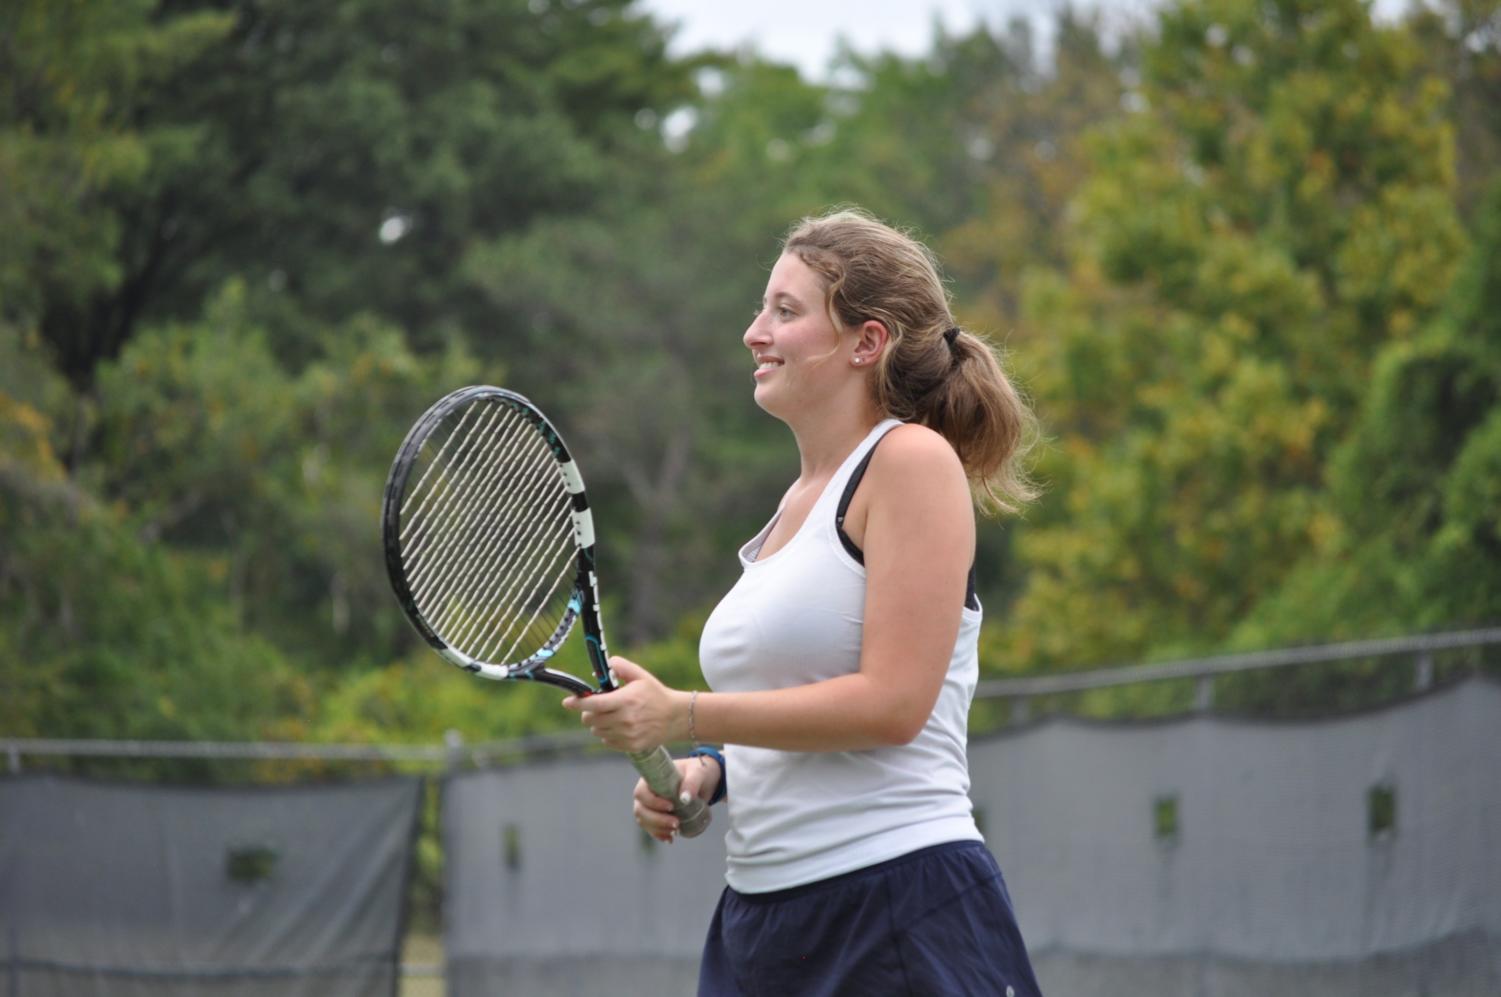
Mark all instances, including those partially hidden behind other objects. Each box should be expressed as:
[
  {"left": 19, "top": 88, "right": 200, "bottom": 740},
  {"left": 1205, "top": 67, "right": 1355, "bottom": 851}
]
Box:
[{"left": 564, "top": 208, "right": 1043, "bottom": 995}]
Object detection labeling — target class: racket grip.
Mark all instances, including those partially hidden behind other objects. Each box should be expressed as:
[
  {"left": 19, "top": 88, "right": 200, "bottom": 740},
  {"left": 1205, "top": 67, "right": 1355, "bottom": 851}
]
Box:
[{"left": 629, "top": 745, "right": 712, "bottom": 839}]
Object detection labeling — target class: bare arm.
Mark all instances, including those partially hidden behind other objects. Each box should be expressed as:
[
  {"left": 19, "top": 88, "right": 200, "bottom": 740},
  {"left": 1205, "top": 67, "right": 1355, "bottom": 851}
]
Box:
[{"left": 565, "top": 425, "right": 974, "bottom": 752}]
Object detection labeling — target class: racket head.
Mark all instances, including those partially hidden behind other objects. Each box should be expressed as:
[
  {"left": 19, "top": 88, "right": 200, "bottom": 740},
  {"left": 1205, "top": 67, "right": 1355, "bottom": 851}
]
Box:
[
  {"left": 382, "top": 386, "right": 608, "bottom": 695},
  {"left": 383, "top": 385, "right": 710, "bottom": 838}
]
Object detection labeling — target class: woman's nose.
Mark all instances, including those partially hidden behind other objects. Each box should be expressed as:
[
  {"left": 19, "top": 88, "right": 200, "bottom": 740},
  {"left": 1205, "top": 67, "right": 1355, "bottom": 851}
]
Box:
[{"left": 743, "top": 312, "right": 768, "bottom": 349}]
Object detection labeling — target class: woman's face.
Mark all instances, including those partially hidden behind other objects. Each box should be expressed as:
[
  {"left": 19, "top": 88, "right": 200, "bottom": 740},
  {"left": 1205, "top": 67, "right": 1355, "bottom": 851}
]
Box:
[{"left": 743, "top": 253, "right": 847, "bottom": 417}]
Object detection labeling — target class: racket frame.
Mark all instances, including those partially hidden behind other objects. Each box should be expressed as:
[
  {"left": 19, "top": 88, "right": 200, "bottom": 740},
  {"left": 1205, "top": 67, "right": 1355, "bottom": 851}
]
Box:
[
  {"left": 383, "top": 386, "right": 604, "bottom": 694},
  {"left": 382, "top": 385, "right": 709, "bottom": 836}
]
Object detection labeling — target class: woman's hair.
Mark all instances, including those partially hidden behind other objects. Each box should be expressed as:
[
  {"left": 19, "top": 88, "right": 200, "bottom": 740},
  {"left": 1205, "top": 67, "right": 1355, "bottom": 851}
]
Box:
[{"left": 782, "top": 207, "right": 1038, "bottom": 515}]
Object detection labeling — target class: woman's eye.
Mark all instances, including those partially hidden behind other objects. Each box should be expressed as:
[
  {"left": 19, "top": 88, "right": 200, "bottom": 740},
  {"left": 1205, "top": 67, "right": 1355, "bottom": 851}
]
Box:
[{"left": 753, "top": 301, "right": 795, "bottom": 320}]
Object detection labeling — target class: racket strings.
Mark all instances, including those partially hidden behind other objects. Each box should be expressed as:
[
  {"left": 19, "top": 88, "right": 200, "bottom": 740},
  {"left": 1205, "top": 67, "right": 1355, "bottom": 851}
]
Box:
[
  {"left": 409, "top": 415, "right": 555, "bottom": 609},
  {"left": 404, "top": 405, "right": 546, "bottom": 593},
  {"left": 410, "top": 413, "right": 563, "bottom": 631},
  {"left": 414, "top": 466, "right": 574, "bottom": 656},
  {"left": 443, "top": 492, "right": 574, "bottom": 655},
  {"left": 397, "top": 400, "right": 580, "bottom": 664},
  {"left": 402, "top": 404, "right": 525, "bottom": 585},
  {"left": 468, "top": 512, "right": 579, "bottom": 665},
  {"left": 399, "top": 403, "right": 510, "bottom": 559},
  {"left": 426, "top": 440, "right": 571, "bottom": 634},
  {"left": 477, "top": 521, "right": 579, "bottom": 665},
  {"left": 398, "top": 402, "right": 488, "bottom": 530}
]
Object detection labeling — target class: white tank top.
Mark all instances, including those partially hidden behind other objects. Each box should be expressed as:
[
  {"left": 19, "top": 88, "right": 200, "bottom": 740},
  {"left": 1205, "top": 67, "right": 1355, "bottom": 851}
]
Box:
[{"left": 699, "top": 419, "right": 983, "bottom": 893}]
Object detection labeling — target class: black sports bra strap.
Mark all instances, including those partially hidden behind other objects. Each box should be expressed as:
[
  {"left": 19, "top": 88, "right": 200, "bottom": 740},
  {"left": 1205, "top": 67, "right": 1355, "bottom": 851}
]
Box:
[
  {"left": 835, "top": 428, "right": 980, "bottom": 611},
  {"left": 834, "top": 435, "right": 887, "bottom": 542}
]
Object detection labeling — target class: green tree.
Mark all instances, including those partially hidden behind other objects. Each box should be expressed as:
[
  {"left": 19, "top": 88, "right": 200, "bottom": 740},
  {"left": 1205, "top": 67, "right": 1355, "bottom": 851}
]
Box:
[
  {"left": 1406, "top": 0, "right": 1501, "bottom": 220},
  {"left": 825, "top": 11, "right": 1130, "bottom": 323},
  {"left": 88, "top": 282, "right": 495, "bottom": 669},
  {"left": 998, "top": 0, "right": 1468, "bottom": 671},
  {"left": 0, "top": 0, "right": 697, "bottom": 743},
  {"left": 0, "top": 340, "right": 313, "bottom": 751},
  {"left": 1235, "top": 176, "right": 1501, "bottom": 647},
  {"left": 2, "top": 0, "right": 692, "bottom": 391}
]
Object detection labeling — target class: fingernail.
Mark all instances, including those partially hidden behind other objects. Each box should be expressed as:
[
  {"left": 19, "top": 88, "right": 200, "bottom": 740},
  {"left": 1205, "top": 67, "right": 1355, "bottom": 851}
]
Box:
[{"left": 679, "top": 792, "right": 691, "bottom": 805}]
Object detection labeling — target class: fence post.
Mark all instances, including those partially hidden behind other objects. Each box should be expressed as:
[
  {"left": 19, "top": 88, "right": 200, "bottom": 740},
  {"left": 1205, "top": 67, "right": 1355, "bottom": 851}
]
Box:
[
  {"left": 444, "top": 729, "right": 465, "bottom": 772},
  {"left": 1195, "top": 675, "right": 1215, "bottom": 713},
  {"left": 1413, "top": 652, "right": 1434, "bottom": 692}
]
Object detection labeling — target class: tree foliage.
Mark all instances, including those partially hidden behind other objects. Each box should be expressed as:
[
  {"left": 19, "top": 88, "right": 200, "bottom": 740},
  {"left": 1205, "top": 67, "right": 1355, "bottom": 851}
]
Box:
[
  {"left": 1235, "top": 175, "right": 1501, "bottom": 646},
  {"left": 995, "top": 0, "right": 1472, "bottom": 670},
  {"left": 2, "top": 0, "right": 1498, "bottom": 754}
]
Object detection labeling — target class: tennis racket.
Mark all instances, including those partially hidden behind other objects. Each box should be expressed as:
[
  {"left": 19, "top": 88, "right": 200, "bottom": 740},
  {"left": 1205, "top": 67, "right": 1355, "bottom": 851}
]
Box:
[{"left": 381, "top": 385, "right": 710, "bottom": 837}]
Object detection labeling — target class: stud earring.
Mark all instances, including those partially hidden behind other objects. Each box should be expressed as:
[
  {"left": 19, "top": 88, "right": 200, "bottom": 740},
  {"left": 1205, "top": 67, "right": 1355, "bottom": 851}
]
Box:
[{"left": 853, "top": 357, "right": 862, "bottom": 365}]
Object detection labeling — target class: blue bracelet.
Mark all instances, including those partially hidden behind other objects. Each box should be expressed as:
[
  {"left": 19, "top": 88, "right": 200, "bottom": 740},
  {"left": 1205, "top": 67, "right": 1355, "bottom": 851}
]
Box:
[{"left": 689, "top": 745, "right": 727, "bottom": 806}]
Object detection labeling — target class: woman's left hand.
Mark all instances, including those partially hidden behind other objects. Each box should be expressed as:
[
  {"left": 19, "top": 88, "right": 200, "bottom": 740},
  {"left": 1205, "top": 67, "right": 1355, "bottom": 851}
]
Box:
[{"left": 561, "top": 656, "right": 688, "bottom": 752}]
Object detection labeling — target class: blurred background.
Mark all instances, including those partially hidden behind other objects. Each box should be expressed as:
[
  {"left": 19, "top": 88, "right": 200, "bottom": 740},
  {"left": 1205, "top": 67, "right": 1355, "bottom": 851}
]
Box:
[{"left": 2, "top": 0, "right": 1499, "bottom": 994}]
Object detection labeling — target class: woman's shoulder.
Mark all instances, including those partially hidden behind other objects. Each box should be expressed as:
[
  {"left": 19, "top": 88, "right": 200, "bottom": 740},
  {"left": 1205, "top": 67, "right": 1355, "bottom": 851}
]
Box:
[
  {"left": 867, "top": 424, "right": 968, "bottom": 498},
  {"left": 874, "top": 423, "right": 962, "bottom": 469}
]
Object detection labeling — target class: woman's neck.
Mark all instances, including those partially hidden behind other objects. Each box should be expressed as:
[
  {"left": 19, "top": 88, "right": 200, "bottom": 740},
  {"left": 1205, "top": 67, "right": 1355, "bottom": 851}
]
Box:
[{"left": 785, "top": 394, "right": 886, "bottom": 482}]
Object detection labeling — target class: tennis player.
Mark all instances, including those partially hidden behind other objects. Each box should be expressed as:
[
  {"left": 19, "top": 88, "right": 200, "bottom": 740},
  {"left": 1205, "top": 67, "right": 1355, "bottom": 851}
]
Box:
[{"left": 565, "top": 208, "right": 1043, "bottom": 995}]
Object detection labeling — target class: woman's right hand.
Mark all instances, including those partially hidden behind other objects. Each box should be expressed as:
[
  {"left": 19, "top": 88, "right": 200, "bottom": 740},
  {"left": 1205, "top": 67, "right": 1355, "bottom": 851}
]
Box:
[{"left": 634, "top": 755, "right": 720, "bottom": 843}]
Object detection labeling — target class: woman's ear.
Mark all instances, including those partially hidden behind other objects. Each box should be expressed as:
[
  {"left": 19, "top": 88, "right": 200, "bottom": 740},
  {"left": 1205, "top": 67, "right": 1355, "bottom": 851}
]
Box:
[{"left": 851, "top": 319, "right": 890, "bottom": 366}]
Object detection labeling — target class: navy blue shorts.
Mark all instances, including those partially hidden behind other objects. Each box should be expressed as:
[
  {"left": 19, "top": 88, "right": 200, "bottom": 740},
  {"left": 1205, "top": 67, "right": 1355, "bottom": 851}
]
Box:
[{"left": 698, "top": 841, "right": 1042, "bottom": 996}]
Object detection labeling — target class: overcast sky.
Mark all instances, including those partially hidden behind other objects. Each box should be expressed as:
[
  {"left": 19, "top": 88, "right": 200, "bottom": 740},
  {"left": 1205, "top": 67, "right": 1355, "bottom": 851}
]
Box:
[{"left": 638, "top": 0, "right": 1410, "bottom": 82}]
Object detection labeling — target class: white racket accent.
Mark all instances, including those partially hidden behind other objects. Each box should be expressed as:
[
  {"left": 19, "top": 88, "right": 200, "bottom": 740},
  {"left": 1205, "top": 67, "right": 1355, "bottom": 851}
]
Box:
[
  {"left": 571, "top": 509, "right": 595, "bottom": 549},
  {"left": 437, "top": 645, "right": 476, "bottom": 670},
  {"left": 559, "top": 458, "right": 586, "bottom": 494}
]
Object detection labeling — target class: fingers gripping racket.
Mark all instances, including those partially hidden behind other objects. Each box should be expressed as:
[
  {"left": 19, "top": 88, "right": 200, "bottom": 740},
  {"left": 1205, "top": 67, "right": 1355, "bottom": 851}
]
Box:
[{"left": 382, "top": 385, "right": 709, "bottom": 837}]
